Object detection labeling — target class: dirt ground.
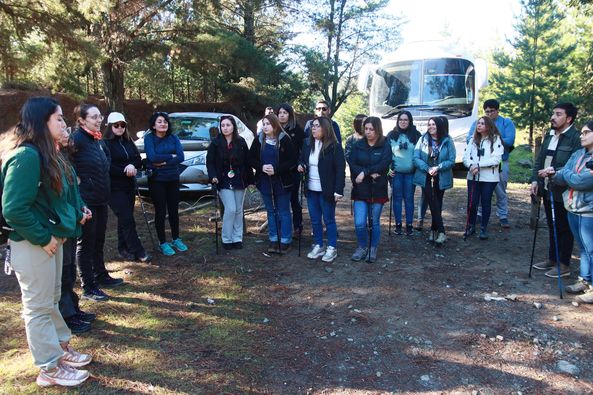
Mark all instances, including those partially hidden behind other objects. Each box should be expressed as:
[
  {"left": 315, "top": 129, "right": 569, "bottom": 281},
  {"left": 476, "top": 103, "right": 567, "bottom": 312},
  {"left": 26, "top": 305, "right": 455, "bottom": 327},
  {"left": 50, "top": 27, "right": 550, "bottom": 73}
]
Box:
[{"left": 1, "top": 180, "right": 592, "bottom": 394}]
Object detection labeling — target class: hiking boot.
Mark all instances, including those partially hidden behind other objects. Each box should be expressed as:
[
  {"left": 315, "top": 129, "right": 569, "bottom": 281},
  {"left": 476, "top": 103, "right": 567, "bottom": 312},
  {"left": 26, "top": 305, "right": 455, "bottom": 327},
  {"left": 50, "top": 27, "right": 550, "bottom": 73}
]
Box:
[
  {"left": 222, "top": 242, "right": 233, "bottom": 251},
  {"left": 280, "top": 243, "right": 291, "bottom": 253},
  {"left": 405, "top": 224, "right": 413, "bottom": 236},
  {"left": 96, "top": 274, "right": 124, "bottom": 288},
  {"left": 544, "top": 264, "right": 571, "bottom": 278},
  {"left": 464, "top": 225, "right": 476, "bottom": 239},
  {"left": 427, "top": 231, "right": 435, "bottom": 242},
  {"left": 576, "top": 289, "right": 593, "bottom": 304},
  {"left": 500, "top": 218, "right": 511, "bottom": 228},
  {"left": 395, "top": 223, "right": 403, "bottom": 235},
  {"left": 479, "top": 228, "right": 488, "bottom": 240},
  {"left": 367, "top": 247, "right": 378, "bottom": 263},
  {"left": 160, "top": 242, "right": 175, "bottom": 256},
  {"left": 566, "top": 278, "right": 593, "bottom": 294},
  {"left": 36, "top": 363, "right": 89, "bottom": 387},
  {"left": 293, "top": 226, "right": 303, "bottom": 240},
  {"left": 75, "top": 310, "right": 96, "bottom": 323},
  {"left": 118, "top": 250, "right": 135, "bottom": 261},
  {"left": 435, "top": 232, "right": 447, "bottom": 245},
  {"left": 61, "top": 345, "right": 92, "bottom": 368},
  {"left": 414, "top": 220, "right": 423, "bottom": 230},
  {"left": 65, "top": 317, "right": 91, "bottom": 334},
  {"left": 171, "top": 238, "right": 188, "bottom": 252},
  {"left": 351, "top": 247, "right": 368, "bottom": 262},
  {"left": 233, "top": 242, "right": 243, "bottom": 249},
  {"left": 533, "top": 260, "right": 555, "bottom": 271},
  {"left": 81, "top": 287, "right": 109, "bottom": 302},
  {"left": 307, "top": 244, "right": 325, "bottom": 259},
  {"left": 267, "top": 242, "right": 279, "bottom": 253},
  {"left": 321, "top": 246, "right": 337, "bottom": 263}
]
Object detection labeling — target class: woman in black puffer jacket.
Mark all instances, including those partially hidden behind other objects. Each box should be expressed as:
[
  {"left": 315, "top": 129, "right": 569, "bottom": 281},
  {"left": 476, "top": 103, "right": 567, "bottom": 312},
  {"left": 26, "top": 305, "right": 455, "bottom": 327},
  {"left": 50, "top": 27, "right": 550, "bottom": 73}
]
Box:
[{"left": 103, "top": 112, "right": 150, "bottom": 263}]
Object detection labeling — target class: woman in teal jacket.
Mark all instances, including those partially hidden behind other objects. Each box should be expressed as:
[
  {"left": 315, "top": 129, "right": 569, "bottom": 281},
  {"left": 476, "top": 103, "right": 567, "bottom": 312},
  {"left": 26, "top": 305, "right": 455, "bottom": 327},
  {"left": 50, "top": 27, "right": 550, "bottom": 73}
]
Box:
[
  {"left": 1, "top": 97, "right": 93, "bottom": 387},
  {"left": 413, "top": 116, "right": 456, "bottom": 245}
]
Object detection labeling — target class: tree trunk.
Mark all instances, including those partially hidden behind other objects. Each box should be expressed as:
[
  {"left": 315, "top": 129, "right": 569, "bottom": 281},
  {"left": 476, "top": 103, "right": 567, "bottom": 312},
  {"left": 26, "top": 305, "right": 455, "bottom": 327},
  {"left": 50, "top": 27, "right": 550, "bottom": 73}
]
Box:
[
  {"left": 102, "top": 60, "right": 125, "bottom": 112},
  {"left": 243, "top": 0, "right": 256, "bottom": 44}
]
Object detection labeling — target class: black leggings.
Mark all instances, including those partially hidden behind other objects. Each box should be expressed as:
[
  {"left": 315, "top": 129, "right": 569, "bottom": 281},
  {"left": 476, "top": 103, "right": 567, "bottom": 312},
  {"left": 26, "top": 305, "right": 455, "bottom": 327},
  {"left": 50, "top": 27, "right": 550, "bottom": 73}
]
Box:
[
  {"left": 149, "top": 179, "right": 180, "bottom": 244},
  {"left": 424, "top": 175, "right": 446, "bottom": 233}
]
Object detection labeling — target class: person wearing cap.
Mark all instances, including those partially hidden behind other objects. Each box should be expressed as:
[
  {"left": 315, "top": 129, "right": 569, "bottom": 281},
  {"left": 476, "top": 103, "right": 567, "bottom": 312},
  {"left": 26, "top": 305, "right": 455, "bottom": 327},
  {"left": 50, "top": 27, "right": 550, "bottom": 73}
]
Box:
[{"left": 103, "top": 112, "right": 151, "bottom": 263}]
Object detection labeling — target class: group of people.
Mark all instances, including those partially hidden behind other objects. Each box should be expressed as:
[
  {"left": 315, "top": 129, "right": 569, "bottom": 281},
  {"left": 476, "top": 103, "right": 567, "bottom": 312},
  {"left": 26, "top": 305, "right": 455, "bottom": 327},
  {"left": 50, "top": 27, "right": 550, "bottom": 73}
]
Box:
[{"left": 2, "top": 94, "right": 593, "bottom": 388}]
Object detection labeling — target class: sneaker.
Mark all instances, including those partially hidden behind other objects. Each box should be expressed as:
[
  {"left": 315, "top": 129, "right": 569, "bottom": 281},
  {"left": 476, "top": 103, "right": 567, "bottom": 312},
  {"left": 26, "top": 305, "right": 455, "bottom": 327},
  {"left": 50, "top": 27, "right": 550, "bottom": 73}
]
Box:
[
  {"left": 321, "top": 246, "right": 337, "bottom": 263},
  {"left": 222, "top": 242, "right": 233, "bottom": 251},
  {"left": 75, "top": 310, "right": 96, "bottom": 323},
  {"left": 351, "top": 247, "right": 368, "bottom": 262},
  {"left": 367, "top": 247, "right": 378, "bottom": 263},
  {"left": 81, "top": 287, "right": 109, "bottom": 302},
  {"left": 566, "top": 278, "right": 592, "bottom": 294},
  {"left": 267, "top": 242, "right": 279, "bottom": 253},
  {"left": 500, "top": 218, "right": 511, "bottom": 228},
  {"left": 464, "top": 225, "right": 476, "bottom": 239},
  {"left": 36, "top": 363, "right": 89, "bottom": 387},
  {"left": 171, "top": 238, "right": 188, "bottom": 252},
  {"left": 61, "top": 345, "right": 92, "bottom": 368},
  {"left": 96, "top": 274, "right": 124, "bottom": 288},
  {"left": 280, "top": 243, "right": 291, "bottom": 253},
  {"left": 427, "top": 231, "right": 435, "bottom": 242},
  {"left": 307, "top": 244, "right": 325, "bottom": 259},
  {"left": 435, "top": 232, "right": 447, "bottom": 245},
  {"left": 65, "top": 317, "right": 91, "bottom": 334},
  {"left": 544, "top": 264, "right": 571, "bottom": 278},
  {"left": 395, "top": 224, "right": 403, "bottom": 235},
  {"left": 479, "top": 229, "right": 488, "bottom": 240},
  {"left": 233, "top": 242, "right": 243, "bottom": 249},
  {"left": 160, "top": 242, "right": 176, "bottom": 256},
  {"left": 414, "top": 220, "right": 423, "bottom": 230},
  {"left": 405, "top": 224, "right": 413, "bottom": 236},
  {"left": 533, "top": 260, "right": 555, "bottom": 271},
  {"left": 136, "top": 253, "right": 152, "bottom": 263},
  {"left": 576, "top": 289, "right": 593, "bottom": 304}
]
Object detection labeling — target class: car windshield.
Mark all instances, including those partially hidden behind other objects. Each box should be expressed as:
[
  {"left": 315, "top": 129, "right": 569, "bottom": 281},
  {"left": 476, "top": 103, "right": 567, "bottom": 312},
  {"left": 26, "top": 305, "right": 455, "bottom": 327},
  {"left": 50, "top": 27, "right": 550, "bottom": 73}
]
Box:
[{"left": 169, "top": 116, "right": 219, "bottom": 141}]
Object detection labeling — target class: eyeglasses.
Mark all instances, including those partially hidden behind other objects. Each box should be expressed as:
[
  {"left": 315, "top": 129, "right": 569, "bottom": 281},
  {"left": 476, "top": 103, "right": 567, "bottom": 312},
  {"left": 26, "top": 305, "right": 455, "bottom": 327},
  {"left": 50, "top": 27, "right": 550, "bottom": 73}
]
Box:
[
  {"left": 311, "top": 123, "right": 321, "bottom": 129},
  {"left": 112, "top": 122, "right": 126, "bottom": 128},
  {"left": 88, "top": 114, "right": 104, "bottom": 121},
  {"left": 315, "top": 107, "right": 328, "bottom": 111}
]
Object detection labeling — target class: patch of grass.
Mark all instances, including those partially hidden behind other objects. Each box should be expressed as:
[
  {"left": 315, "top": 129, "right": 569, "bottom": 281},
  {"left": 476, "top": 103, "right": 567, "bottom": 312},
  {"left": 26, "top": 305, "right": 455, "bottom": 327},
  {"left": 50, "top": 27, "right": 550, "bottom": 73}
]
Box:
[{"left": 508, "top": 144, "right": 533, "bottom": 184}]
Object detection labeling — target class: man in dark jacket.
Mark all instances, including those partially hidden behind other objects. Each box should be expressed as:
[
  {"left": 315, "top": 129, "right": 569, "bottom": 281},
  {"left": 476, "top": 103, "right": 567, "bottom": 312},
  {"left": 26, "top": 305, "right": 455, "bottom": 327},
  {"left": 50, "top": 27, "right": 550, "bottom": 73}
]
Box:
[
  {"left": 304, "top": 100, "right": 342, "bottom": 143},
  {"left": 530, "top": 103, "right": 581, "bottom": 278}
]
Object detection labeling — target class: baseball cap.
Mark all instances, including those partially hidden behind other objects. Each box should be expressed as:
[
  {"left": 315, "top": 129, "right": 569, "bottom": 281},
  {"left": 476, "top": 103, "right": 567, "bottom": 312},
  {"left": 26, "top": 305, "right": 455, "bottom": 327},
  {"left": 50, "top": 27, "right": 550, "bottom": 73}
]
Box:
[{"left": 107, "top": 112, "right": 126, "bottom": 124}]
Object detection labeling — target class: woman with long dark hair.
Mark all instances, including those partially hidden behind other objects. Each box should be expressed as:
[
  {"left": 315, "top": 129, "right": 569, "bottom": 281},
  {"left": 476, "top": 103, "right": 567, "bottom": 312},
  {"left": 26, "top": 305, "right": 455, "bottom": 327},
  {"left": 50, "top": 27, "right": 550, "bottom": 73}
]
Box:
[
  {"left": 103, "top": 112, "right": 151, "bottom": 261},
  {"left": 387, "top": 111, "right": 421, "bottom": 235},
  {"left": 145, "top": 111, "right": 186, "bottom": 256},
  {"left": 71, "top": 103, "right": 123, "bottom": 302},
  {"left": 349, "top": 116, "right": 391, "bottom": 262},
  {"left": 297, "top": 116, "right": 345, "bottom": 262},
  {"left": 277, "top": 103, "right": 306, "bottom": 237},
  {"left": 250, "top": 113, "right": 297, "bottom": 253},
  {"left": 1, "top": 97, "right": 92, "bottom": 387},
  {"left": 463, "top": 116, "right": 504, "bottom": 240},
  {"left": 206, "top": 115, "right": 253, "bottom": 250},
  {"left": 413, "top": 116, "right": 456, "bottom": 245},
  {"left": 345, "top": 114, "right": 366, "bottom": 165}
]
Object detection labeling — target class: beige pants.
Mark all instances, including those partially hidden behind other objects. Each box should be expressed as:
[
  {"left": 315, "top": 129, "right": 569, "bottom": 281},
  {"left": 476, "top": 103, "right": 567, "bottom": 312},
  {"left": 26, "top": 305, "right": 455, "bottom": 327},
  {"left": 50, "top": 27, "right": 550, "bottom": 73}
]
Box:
[{"left": 10, "top": 239, "right": 70, "bottom": 370}]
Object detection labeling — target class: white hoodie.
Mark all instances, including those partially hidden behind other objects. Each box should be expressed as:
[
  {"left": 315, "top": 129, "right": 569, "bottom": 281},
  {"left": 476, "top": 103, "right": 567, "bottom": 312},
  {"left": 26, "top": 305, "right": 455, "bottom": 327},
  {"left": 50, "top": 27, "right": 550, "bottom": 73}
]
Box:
[{"left": 463, "top": 136, "right": 504, "bottom": 182}]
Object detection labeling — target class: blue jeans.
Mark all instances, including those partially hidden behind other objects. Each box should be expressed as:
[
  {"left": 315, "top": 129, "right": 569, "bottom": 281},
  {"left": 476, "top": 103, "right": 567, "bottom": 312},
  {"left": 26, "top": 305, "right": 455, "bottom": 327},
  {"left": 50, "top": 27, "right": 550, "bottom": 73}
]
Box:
[
  {"left": 568, "top": 212, "right": 593, "bottom": 282},
  {"left": 354, "top": 201, "right": 383, "bottom": 248},
  {"left": 261, "top": 191, "right": 292, "bottom": 243},
  {"left": 467, "top": 180, "right": 498, "bottom": 229},
  {"left": 307, "top": 191, "right": 338, "bottom": 248},
  {"left": 392, "top": 172, "right": 415, "bottom": 225}
]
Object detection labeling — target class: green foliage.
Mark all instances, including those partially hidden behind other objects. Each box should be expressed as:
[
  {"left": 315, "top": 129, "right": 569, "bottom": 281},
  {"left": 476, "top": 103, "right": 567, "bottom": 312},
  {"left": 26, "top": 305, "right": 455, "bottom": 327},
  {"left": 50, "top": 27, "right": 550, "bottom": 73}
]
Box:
[{"left": 333, "top": 92, "right": 367, "bottom": 142}]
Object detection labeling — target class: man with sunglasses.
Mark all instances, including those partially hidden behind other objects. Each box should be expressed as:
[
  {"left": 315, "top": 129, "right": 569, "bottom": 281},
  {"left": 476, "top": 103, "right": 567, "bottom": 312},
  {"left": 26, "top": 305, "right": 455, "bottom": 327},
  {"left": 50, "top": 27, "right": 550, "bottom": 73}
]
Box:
[{"left": 304, "top": 100, "right": 342, "bottom": 144}]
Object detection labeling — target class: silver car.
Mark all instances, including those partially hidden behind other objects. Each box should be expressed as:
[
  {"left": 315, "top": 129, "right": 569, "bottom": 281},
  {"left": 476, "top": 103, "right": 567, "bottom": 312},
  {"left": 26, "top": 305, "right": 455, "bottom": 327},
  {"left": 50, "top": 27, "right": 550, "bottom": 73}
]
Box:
[{"left": 135, "top": 112, "right": 255, "bottom": 192}]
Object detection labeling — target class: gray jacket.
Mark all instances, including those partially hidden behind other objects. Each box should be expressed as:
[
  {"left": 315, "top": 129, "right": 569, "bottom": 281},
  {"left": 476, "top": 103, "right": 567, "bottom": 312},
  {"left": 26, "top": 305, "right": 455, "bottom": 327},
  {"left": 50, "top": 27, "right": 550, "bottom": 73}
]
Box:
[{"left": 553, "top": 148, "right": 593, "bottom": 216}]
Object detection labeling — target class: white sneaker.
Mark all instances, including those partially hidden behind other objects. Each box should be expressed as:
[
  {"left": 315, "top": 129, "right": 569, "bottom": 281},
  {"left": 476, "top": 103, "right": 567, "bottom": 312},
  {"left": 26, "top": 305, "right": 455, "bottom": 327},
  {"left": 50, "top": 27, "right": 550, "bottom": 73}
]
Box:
[
  {"left": 321, "top": 246, "right": 337, "bottom": 263},
  {"left": 36, "top": 363, "right": 89, "bottom": 387},
  {"left": 61, "top": 345, "right": 92, "bottom": 367},
  {"left": 307, "top": 244, "right": 325, "bottom": 259}
]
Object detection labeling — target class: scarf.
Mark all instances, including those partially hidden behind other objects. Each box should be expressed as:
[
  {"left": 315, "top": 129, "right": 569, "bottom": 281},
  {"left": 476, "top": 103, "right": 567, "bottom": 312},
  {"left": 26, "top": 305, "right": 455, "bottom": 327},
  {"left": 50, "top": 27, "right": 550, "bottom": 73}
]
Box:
[{"left": 82, "top": 126, "right": 102, "bottom": 140}]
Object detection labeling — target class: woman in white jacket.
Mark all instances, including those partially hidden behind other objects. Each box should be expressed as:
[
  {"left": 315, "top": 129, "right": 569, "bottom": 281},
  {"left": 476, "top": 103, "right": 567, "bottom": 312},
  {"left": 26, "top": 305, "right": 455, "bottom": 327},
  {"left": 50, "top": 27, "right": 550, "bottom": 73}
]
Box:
[{"left": 463, "top": 116, "right": 504, "bottom": 240}]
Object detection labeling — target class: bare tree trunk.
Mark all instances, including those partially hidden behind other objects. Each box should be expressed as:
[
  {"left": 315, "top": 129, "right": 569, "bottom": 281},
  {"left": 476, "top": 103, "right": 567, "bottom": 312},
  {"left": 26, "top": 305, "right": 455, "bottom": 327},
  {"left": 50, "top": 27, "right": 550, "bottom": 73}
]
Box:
[
  {"left": 243, "top": 0, "right": 256, "bottom": 44},
  {"left": 102, "top": 60, "right": 125, "bottom": 112}
]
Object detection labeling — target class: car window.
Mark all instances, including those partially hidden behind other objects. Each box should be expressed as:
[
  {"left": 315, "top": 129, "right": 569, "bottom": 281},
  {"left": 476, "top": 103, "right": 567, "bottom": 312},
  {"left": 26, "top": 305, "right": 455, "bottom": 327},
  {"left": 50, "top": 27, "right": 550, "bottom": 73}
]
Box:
[{"left": 170, "top": 117, "right": 219, "bottom": 141}]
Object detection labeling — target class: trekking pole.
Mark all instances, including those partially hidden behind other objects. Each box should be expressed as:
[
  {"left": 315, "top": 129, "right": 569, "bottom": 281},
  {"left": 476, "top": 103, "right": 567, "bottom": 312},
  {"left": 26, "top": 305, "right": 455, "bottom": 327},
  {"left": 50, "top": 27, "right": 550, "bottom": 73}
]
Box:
[
  {"left": 549, "top": 183, "right": 564, "bottom": 299},
  {"left": 268, "top": 174, "right": 283, "bottom": 255},
  {"left": 463, "top": 173, "right": 477, "bottom": 241},
  {"left": 388, "top": 178, "right": 393, "bottom": 236},
  {"left": 298, "top": 172, "right": 305, "bottom": 257},
  {"left": 213, "top": 183, "right": 220, "bottom": 255},
  {"left": 528, "top": 194, "right": 542, "bottom": 278},
  {"left": 135, "top": 181, "right": 158, "bottom": 253},
  {"left": 366, "top": 177, "right": 374, "bottom": 263}
]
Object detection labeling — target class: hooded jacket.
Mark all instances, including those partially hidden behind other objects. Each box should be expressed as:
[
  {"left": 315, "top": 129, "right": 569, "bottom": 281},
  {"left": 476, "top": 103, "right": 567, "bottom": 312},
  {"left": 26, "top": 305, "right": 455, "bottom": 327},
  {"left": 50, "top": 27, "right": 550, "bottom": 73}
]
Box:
[
  {"left": 104, "top": 135, "right": 142, "bottom": 192},
  {"left": 71, "top": 127, "right": 111, "bottom": 205},
  {"left": 349, "top": 137, "right": 391, "bottom": 200},
  {"left": 413, "top": 133, "right": 456, "bottom": 190},
  {"left": 387, "top": 126, "right": 421, "bottom": 174},
  {"left": 553, "top": 148, "right": 593, "bottom": 216},
  {"left": 249, "top": 130, "right": 297, "bottom": 191},
  {"left": 463, "top": 135, "right": 504, "bottom": 183},
  {"left": 206, "top": 134, "right": 254, "bottom": 190}
]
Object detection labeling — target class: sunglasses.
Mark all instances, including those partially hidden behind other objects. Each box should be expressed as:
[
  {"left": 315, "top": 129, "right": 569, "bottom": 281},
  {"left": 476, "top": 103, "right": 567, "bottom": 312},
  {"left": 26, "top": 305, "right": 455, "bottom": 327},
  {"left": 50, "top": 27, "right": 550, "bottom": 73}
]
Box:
[
  {"left": 316, "top": 107, "right": 328, "bottom": 111},
  {"left": 112, "top": 122, "right": 126, "bottom": 128}
]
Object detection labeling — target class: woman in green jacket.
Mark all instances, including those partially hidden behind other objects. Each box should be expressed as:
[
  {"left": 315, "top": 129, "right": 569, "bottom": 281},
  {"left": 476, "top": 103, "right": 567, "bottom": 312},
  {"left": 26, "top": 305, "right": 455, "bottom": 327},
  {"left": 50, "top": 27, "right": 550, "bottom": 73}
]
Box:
[{"left": 1, "top": 97, "right": 93, "bottom": 387}]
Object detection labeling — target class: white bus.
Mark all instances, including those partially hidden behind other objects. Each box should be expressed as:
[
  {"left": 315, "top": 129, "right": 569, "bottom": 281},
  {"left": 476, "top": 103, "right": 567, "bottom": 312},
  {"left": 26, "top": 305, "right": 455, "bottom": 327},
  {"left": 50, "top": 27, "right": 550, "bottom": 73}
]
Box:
[{"left": 358, "top": 41, "right": 488, "bottom": 162}]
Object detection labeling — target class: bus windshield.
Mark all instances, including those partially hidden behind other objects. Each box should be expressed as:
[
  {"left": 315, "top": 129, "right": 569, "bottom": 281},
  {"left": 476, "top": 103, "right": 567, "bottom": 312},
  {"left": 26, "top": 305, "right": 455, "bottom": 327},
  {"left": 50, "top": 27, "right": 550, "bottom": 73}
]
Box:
[{"left": 370, "top": 58, "right": 475, "bottom": 119}]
